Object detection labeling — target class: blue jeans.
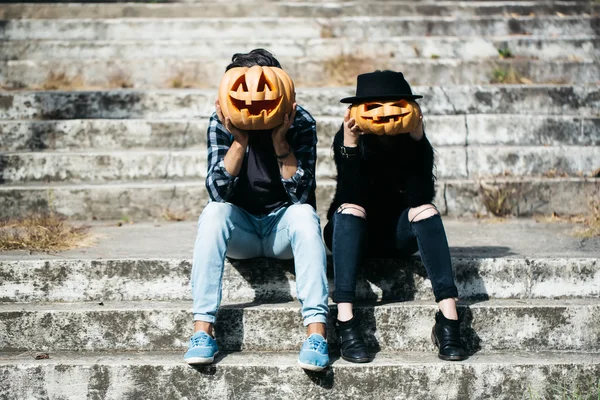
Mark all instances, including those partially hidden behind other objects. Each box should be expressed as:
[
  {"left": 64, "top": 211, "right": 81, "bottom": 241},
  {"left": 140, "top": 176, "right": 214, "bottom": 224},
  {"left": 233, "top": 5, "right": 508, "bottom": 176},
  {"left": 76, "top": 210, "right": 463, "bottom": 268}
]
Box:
[{"left": 191, "top": 202, "right": 329, "bottom": 326}]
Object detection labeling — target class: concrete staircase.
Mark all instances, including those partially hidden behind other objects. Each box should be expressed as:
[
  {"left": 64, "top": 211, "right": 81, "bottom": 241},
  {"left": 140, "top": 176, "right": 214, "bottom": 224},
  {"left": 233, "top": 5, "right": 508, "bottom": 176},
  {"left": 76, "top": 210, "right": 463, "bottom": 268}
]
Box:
[
  {"left": 1, "top": 220, "right": 600, "bottom": 398},
  {"left": 1, "top": 1, "right": 599, "bottom": 399}
]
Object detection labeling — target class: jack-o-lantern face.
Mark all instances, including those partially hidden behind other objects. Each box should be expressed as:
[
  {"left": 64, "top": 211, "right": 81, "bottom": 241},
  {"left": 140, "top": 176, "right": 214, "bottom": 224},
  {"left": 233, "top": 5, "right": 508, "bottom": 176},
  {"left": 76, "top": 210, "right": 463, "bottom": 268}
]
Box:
[
  {"left": 349, "top": 99, "right": 421, "bottom": 136},
  {"left": 218, "top": 65, "right": 295, "bottom": 131}
]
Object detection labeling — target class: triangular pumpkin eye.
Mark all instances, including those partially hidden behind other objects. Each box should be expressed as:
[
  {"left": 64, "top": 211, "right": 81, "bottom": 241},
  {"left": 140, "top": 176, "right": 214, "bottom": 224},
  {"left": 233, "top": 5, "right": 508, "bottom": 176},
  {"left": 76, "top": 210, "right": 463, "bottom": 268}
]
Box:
[
  {"left": 365, "top": 103, "right": 382, "bottom": 111},
  {"left": 256, "top": 73, "right": 272, "bottom": 92},
  {"left": 233, "top": 75, "right": 248, "bottom": 92},
  {"left": 390, "top": 102, "right": 403, "bottom": 107}
]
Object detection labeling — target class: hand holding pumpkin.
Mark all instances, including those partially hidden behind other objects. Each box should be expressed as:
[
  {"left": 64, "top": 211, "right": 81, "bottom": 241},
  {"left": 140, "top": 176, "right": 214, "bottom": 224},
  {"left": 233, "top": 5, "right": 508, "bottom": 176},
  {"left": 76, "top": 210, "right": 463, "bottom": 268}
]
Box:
[
  {"left": 343, "top": 107, "right": 363, "bottom": 147},
  {"left": 216, "top": 100, "right": 249, "bottom": 148},
  {"left": 271, "top": 102, "right": 297, "bottom": 149},
  {"left": 409, "top": 103, "right": 424, "bottom": 142}
]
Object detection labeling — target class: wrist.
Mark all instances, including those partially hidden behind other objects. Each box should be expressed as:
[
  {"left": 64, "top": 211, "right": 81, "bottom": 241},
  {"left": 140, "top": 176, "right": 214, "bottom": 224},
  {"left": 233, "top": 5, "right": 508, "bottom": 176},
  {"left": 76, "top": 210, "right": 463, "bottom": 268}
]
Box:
[
  {"left": 232, "top": 138, "right": 248, "bottom": 149},
  {"left": 273, "top": 140, "right": 289, "bottom": 155},
  {"left": 343, "top": 134, "right": 359, "bottom": 148},
  {"left": 410, "top": 128, "right": 424, "bottom": 141}
]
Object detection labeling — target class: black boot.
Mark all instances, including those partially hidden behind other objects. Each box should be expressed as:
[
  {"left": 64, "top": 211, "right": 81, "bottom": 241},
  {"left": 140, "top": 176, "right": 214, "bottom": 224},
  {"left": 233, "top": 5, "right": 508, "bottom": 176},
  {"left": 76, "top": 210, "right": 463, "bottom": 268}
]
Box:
[
  {"left": 431, "top": 311, "right": 468, "bottom": 361},
  {"left": 336, "top": 317, "right": 372, "bottom": 363}
]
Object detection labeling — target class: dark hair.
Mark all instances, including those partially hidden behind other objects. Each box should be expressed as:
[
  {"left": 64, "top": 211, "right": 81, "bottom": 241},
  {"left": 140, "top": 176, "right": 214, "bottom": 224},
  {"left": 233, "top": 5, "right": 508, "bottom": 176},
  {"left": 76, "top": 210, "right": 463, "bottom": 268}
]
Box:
[{"left": 226, "top": 48, "right": 282, "bottom": 71}]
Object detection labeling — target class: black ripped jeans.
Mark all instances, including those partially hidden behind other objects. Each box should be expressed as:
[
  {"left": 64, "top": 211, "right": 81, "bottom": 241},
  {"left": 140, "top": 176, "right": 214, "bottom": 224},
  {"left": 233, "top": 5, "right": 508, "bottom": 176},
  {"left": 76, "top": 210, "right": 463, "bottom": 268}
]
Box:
[{"left": 324, "top": 207, "right": 458, "bottom": 304}]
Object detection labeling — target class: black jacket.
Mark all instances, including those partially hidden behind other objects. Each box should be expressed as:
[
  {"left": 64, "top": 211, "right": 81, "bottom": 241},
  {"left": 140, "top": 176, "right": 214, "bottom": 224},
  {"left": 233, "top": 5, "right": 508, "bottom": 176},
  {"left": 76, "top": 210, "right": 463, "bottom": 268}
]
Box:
[{"left": 325, "top": 126, "right": 436, "bottom": 247}]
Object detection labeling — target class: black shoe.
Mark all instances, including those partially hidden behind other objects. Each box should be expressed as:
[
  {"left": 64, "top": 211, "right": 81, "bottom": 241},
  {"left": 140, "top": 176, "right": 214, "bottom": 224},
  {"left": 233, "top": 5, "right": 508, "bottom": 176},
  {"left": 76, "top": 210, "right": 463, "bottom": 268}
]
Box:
[
  {"left": 431, "top": 311, "right": 468, "bottom": 361},
  {"left": 336, "top": 317, "right": 373, "bottom": 363}
]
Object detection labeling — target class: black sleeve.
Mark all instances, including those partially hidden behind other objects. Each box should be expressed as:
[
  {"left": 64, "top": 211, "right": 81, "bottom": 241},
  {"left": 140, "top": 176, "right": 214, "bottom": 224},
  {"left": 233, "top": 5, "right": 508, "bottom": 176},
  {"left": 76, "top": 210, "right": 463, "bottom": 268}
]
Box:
[
  {"left": 404, "top": 133, "right": 436, "bottom": 207},
  {"left": 326, "top": 126, "right": 368, "bottom": 220}
]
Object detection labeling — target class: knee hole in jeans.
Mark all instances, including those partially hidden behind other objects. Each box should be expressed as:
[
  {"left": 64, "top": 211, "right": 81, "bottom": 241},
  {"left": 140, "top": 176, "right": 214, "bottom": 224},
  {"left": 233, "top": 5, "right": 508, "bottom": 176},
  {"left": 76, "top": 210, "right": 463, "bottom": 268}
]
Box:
[
  {"left": 409, "top": 204, "right": 439, "bottom": 222},
  {"left": 336, "top": 203, "right": 367, "bottom": 219}
]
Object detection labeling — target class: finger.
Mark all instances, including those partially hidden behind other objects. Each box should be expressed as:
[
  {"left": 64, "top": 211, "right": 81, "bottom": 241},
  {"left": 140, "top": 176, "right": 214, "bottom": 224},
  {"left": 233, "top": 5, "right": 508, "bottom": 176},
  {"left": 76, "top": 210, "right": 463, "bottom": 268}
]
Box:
[
  {"left": 288, "top": 105, "right": 297, "bottom": 127},
  {"left": 224, "top": 117, "right": 235, "bottom": 134},
  {"left": 350, "top": 124, "right": 362, "bottom": 135},
  {"left": 346, "top": 118, "right": 356, "bottom": 129},
  {"left": 344, "top": 108, "right": 351, "bottom": 123},
  {"left": 216, "top": 103, "right": 225, "bottom": 123}
]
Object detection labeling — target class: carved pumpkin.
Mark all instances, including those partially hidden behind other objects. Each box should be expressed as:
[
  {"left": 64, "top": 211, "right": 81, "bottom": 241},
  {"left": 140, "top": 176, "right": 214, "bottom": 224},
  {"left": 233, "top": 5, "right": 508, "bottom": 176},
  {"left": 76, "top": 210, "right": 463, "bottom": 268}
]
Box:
[
  {"left": 218, "top": 65, "right": 295, "bottom": 131},
  {"left": 349, "top": 99, "right": 421, "bottom": 136}
]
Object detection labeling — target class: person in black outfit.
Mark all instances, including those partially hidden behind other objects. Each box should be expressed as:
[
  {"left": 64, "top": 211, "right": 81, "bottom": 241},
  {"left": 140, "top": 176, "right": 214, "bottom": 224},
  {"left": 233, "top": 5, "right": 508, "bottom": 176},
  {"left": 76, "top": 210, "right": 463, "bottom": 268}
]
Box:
[{"left": 323, "top": 71, "right": 467, "bottom": 362}]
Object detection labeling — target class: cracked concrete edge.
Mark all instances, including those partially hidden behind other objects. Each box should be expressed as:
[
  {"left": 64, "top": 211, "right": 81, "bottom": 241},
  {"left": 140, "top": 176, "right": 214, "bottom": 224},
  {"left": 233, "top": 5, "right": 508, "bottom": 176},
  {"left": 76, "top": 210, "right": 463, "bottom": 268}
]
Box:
[
  {"left": 1, "top": 115, "right": 598, "bottom": 152},
  {"left": 0, "top": 299, "right": 599, "bottom": 352},
  {"left": 1, "top": 86, "right": 599, "bottom": 120},
  {"left": 0, "top": 258, "right": 598, "bottom": 303},
  {"left": 1, "top": 352, "right": 599, "bottom": 400}
]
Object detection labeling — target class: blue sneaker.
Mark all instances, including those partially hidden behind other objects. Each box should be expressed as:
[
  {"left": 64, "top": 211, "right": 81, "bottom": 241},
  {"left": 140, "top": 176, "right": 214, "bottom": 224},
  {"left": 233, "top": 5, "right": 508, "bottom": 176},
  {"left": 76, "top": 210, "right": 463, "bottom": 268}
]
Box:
[
  {"left": 298, "top": 334, "right": 329, "bottom": 371},
  {"left": 184, "top": 331, "right": 219, "bottom": 365}
]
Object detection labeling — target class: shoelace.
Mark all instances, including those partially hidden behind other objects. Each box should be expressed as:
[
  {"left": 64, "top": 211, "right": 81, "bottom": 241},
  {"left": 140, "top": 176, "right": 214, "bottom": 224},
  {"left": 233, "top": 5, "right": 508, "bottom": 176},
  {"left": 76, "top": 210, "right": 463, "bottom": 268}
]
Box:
[
  {"left": 306, "top": 336, "right": 327, "bottom": 353},
  {"left": 191, "top": 333, "right": 211, "bottom": 347}
]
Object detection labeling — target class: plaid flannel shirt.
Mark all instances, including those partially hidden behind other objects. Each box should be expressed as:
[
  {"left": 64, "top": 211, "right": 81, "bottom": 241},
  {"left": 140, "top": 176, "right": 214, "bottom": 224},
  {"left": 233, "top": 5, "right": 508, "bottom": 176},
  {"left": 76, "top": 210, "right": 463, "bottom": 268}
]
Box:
[{"left": 205, "top": 104, "right": 317, "bottom": 205}]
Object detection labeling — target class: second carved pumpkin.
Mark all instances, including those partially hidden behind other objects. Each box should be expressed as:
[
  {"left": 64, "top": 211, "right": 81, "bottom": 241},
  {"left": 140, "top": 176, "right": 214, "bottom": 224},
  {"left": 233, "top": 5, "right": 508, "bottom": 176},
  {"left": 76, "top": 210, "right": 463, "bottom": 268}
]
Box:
[
  {"left": 349, "top": 99, "right": 421, "bottom": 136},
  {"left": 218, "top": 65, "right": 295, "bottom": 131}
]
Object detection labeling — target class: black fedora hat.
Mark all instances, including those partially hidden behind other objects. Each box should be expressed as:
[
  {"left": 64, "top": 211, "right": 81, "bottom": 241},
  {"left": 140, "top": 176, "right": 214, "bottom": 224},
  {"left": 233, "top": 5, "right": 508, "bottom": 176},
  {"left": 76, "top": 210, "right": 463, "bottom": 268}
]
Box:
[{"left": 340, "top": 70, "right": 423, "bottom": 103}]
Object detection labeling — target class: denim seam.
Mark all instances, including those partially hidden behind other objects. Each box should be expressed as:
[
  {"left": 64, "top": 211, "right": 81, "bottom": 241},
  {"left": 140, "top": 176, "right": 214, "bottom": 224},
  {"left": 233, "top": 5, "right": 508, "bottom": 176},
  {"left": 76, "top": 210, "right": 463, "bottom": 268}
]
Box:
[
  {"left": 214, "top": 224, "right": 233, "bottom": 314},
  {"left": 411, "top": 214, "right": 456, "bottom": 302},
  {"left": 412, "top": 224, "right": 438, "bottom": 301}
]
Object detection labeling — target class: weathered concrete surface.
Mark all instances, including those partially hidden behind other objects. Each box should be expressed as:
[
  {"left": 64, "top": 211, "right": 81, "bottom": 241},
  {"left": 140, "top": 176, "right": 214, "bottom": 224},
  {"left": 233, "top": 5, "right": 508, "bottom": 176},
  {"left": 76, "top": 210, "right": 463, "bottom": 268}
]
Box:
[
  {"left": 2, "top": 145, "right": 598, "bottom": 183},
  {"left": 0, "top": 177, "right": 597, "bottom": 220},
  {"left": 445, "top": 177, "right": 600, "bottom": 217},
  {"left": 2, "top": 58, "right": 598, "bottom": 89},
  {"left": 0, "top": 119, "right": 209, "bottom": 151},
  {"left": 2, "top": 218, "right": 598, "bottom": 261},
  {"left": 3, "top": 37, "right": 596, "bottom": 61},
  {"left": 467, "top": 115, "right": 600, "bottom": 146},
  {"left": 0, "top": 299, "right": 598, "bottom": 352},
  {"left": 1, "top": 2, "right": 595, "bottom": 19},
  {"left": 1, "top": 256, "right": 598, "bottom": 303},
  {"left": 1, "top": 16, "right": 597, "bottom": 40},
  {"left": 1, "top": 86, "right": 598, "bottom": 120},
  {"left": 1, "top": 351, "right": 599, "bottom": 400},
  {"left": 0, "top": 147, "right": 469, "bottom": 182},
  {"left": 467, "top": 145, "right": 600, "bottom": 177},
  {"left": 1, "top": 115, "right": 597, "bottom": 152}
]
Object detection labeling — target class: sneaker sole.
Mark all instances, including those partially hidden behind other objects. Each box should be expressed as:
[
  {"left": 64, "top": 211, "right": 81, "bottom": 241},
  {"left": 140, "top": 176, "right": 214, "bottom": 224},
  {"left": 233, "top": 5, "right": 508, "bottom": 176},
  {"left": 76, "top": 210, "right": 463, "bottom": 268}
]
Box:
[
  {"left": 184, "top": 351, "right": 218, "bottom": 365},
  {"left": 297, "top": 360, "right": 327, "bottom": 372}
]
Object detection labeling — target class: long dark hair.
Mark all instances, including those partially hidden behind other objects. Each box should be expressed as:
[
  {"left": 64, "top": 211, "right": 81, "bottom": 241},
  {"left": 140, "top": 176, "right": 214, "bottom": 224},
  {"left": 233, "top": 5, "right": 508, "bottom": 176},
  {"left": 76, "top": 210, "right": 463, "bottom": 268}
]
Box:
[{"left": 226, "top": 49, "right": 282, "bottom": 71}]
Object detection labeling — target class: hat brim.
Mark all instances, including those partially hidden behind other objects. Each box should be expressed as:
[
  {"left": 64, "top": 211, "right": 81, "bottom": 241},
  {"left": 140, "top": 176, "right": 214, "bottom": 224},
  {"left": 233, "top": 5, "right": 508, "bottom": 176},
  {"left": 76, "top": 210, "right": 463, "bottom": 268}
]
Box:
[{"left": 340, "top": 94, "right": 423, "bottom": 104}]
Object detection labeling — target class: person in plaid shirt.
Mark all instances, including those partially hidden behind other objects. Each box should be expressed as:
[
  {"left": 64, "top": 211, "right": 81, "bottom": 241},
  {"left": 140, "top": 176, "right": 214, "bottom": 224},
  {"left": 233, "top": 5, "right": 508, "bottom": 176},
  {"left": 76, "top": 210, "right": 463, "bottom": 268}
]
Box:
[{"left": 184, "top": 49, "right": 329, "bottom": 371}]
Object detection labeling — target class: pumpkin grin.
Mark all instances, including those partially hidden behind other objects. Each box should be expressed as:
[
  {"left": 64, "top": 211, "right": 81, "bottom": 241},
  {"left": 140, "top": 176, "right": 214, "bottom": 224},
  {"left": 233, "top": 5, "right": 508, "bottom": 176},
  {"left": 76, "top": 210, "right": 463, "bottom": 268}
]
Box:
[
  {"left": 363, "top": 113, "right": 410, "bottom": 124},
  {"left": 228, "top": 96, "right": 283, "bottom": 117}
]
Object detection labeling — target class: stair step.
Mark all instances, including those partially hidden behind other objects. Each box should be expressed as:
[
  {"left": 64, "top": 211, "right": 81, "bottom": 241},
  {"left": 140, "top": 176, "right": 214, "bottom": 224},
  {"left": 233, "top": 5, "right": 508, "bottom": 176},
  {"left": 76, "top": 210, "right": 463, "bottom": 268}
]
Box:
[
  {"left": 4, "top": 37, "right": 597, "bottom": 61},
  {"left": 1, "top": 177, "right": 597, "bottom": 220},
  {"left": 2, "top": 16, "right": 597, "bottom": 40},
  {"left": 1, "top": 115, "right": 598, "bottom": 152},
  {"left": 4, "top": 350, "right": 600, "bottom": 399},
  {"left": 3, "top": 58, "right": 597, "bottom": 89},
  {"left": 2, "top": 1, "right": 596, "bottom": 19},
  {"left": 1, "top": 350, "right": 598, "bottom": 400},
  {"left": 1, "top": 299, "right": 598, "bottom": 352},
  {"left": 1, "top": 145, "right": 597, "bottom": 184},
  {"left": 1, "top": 86, "right": 598, "bottom": 120},
  {"left": 1, "top": 251, "right": 598, "bottom": 303}
]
